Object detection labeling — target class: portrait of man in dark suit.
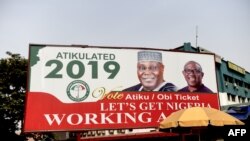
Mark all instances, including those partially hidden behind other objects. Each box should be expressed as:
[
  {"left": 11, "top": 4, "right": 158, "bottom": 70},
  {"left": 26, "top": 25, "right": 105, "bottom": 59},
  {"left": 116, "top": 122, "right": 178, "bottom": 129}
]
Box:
[
  {"left": 178, "top": 60, "right": 213, "bottom": 93},
  {"left": 123, "top": 51, "right": 176, "bottom": 92}
]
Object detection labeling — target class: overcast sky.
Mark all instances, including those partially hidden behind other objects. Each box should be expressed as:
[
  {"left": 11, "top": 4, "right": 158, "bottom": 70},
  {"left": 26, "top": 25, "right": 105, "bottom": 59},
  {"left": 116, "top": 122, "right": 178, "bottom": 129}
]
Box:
[{"left": 0, "top": 0, "right": 249, "bottom": 71}]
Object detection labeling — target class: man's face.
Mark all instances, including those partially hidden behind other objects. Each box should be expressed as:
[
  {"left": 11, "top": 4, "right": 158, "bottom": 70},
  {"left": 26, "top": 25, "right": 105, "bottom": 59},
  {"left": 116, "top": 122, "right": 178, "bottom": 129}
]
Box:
[
  {"left": 182, "top": 62, "right": 204, "bottom": 88},
  {"left": 137, "top": 61, "right": 164, "bottom": 91}
]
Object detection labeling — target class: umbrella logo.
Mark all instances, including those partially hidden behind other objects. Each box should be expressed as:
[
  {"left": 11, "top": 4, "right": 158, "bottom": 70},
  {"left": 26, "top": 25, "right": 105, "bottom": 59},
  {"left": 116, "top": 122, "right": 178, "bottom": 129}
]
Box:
[{"left": 67, "top": 80, "right": 90, "bottom": 102}]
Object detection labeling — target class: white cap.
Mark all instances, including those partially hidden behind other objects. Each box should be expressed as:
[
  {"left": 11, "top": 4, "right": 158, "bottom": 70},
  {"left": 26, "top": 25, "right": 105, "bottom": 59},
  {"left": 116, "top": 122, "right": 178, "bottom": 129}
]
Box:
[{"left": 138, "top": 51, "right": 162, "bottom": 63}]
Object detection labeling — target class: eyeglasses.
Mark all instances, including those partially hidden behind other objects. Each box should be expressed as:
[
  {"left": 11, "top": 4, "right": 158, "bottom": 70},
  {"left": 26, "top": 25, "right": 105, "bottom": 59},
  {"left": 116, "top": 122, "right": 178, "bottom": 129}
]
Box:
[
  {"left": 138, "top": 65, "right": 159, "bottom": 72},
  {"left": 184, "top": 69, "right": 202, "bottom": 74}
]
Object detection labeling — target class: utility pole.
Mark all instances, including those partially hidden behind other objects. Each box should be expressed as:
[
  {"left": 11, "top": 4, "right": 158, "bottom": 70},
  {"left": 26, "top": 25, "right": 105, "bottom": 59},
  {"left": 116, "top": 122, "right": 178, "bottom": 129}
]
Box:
[{"left": 196, "top": 25, "right": 198, "bottom": 48}]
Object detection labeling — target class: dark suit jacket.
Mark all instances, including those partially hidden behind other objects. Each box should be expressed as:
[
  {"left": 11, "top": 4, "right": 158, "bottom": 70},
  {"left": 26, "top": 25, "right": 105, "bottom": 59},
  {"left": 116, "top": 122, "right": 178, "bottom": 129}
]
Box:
[{"left": 178, "top": 84, "right": 213, "bottom": 93}]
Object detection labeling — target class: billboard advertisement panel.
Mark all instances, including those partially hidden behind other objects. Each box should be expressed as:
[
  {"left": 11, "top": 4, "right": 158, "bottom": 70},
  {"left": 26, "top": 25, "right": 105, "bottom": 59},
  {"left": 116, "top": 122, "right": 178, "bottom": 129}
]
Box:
[{"left": 24, "top": 44, "right": 219, "bottom": 132}]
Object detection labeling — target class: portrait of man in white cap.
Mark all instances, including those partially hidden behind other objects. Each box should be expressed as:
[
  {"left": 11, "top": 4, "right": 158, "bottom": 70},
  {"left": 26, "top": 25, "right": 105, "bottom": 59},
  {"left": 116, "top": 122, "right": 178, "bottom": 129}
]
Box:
[{"left": 123, "top": 50, "right": 177, "bottom": 91}]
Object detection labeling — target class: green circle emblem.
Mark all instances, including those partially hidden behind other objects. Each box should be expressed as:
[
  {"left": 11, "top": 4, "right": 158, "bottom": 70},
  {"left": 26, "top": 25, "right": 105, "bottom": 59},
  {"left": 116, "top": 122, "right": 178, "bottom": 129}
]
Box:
[{"left": 66, "top": 80, "right": 90, "bottom": 102}]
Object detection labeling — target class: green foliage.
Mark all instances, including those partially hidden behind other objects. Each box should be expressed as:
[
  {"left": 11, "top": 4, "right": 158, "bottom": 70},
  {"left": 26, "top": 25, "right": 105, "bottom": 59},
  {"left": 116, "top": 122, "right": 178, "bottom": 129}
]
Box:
[{"left": 0, "top": 52, "right": 27, "bottom": 139}]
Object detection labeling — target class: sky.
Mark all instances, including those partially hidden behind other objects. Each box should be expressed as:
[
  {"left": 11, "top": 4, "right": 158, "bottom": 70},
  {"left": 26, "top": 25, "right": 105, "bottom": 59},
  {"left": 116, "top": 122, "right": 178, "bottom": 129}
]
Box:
[{"left": 0, "top": 0, "right": 250, "bottom": 71}]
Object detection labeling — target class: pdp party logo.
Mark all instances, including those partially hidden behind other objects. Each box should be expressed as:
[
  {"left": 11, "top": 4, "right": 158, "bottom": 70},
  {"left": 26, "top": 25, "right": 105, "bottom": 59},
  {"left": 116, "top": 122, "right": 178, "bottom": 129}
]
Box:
[{"left": 66, "top": 80, "right": 90, "bottom": 102}]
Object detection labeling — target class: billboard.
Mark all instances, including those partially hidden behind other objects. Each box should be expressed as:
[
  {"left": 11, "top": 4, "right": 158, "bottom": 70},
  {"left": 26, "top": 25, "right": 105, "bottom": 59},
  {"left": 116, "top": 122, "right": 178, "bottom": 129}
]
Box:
[{"left": 24, "top": 44, "right": 219, "bottom": 132}]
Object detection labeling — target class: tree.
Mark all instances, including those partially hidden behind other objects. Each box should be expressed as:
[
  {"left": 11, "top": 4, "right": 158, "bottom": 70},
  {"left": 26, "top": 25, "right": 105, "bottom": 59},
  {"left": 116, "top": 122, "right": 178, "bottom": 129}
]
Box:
[
  {"left": 0, "top": 52, "right": 27, "bottom": 140},
  {"left": 0, "top": 52, "right": 56, "bottom": 141}
]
